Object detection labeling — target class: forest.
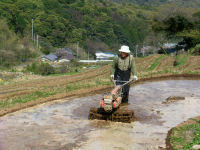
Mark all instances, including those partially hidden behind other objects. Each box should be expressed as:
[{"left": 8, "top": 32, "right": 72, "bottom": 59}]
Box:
[{"left": 0, "top": 0, "right": 200, "bottom": 67}]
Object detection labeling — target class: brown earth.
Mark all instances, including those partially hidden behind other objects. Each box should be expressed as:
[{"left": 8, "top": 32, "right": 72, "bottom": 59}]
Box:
[
  {"left": 136, "top": 54, "right": 160, "bottom": 72},
  {"left": 177, "top": 55, "right": 194, "bottom": 70},
  {"left": 89, "top": 106, "right": 134, "bottom": 123},
  {"left": 0, "top": 65, "right": 110, "bottom": 91},
  {"left": 0, "top": 65, "right": 110, "bottom": 100},
  {"left": 155, "top": 56, "right": 175, "bottom": 71},
  {"left": 162, "top": 96, "right": 185, "bottom": 104},
  {"left": 185, "top": 56, "right": 200, "bottom": 71},
  {"left": 0, "top": 84, "right": 113, "bottom": 117}
]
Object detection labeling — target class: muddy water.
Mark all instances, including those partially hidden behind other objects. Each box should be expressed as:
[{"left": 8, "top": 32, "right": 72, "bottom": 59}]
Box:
[{"left": 0, "top": 80, "right": 200, "bottom": 150}]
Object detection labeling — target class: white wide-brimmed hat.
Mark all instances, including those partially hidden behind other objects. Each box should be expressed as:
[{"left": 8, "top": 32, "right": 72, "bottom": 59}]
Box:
[{"left": 119, "top": 45, "right": 130, "bottom": 53}]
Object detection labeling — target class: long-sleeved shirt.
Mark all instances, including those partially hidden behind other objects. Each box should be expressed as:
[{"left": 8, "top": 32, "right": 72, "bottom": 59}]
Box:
[{"left": 111, "top": 54, "right": 137, "bottom": 76}]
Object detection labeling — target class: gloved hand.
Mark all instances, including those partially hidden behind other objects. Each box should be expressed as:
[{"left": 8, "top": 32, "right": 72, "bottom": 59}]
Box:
[
  {"left": 110, "top": 74, "right": 114, "bottom": 80},
  {"left": 133, "top": 75, "right": 138, "bottom": 81}
]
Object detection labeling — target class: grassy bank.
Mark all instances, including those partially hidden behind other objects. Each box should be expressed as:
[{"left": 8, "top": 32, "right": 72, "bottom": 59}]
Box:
[{"left": 168, "top": 118, "right": 200, "bottom": 150}]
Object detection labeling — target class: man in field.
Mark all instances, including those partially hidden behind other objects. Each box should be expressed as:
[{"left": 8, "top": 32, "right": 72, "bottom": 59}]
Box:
[{"left": 110, "top": 45, "right": 137, "bottom": 107}]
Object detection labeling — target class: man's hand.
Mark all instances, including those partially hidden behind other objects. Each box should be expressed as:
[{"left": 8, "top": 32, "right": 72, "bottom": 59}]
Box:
[
  {"left": 133, "top": 75, "right": 138, "bottom": 81},
  {"left": 110, "top": 74, "right": 114, "bottom": 80}
]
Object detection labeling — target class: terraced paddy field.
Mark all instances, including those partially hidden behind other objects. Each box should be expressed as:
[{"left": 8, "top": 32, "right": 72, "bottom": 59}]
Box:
[
  {"left": 0, "top": 54, "right": 200, "bottom": 149},
  {"left": 0, "top": 54, "right": 200, "bottom": 116}
]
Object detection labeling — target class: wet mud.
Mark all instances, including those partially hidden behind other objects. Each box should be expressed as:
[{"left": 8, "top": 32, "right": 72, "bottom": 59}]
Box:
[
  {"left": 162, "top": 96, "right": 185, "bottom": 104},
  {"left": 0, "top": 80, "right": 200, "bottom": 150}
]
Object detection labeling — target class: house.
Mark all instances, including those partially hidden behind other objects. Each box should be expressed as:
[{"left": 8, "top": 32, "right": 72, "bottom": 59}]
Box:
[
  {"left": 59, "top": 53, "right": 75, "bottom": 62},
  {"left": 56, "top": 48, "right": 74, "bottom": 56},
  {"left": 95, "top": 52, "right": 115, "bottom": 60},
  {"left": 163, "top": 43, "right": 177, "bottom": 54},
  {"left": 140, "top": 46, "right": 159, "bottom": 56},
  {"left": 43, "top": 48, "right": 75, "bottom": 62},
  {"left": 43, "top": 53, "right": 58, "bottom": 62},
  {"left": 65, "top": 48, "right": 73, "bottom": 54}
]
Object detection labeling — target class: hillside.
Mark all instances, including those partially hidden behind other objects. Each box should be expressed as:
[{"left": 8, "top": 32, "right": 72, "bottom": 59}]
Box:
[
  {"left": 0, "top": 0, "right": 152, "bottom": 54},
  {"left": 109, "top": 0, "right": 170, "bottom": 6},
  {"left": 111, "top": 0, "right": 200, "bottom": 7},
  {"left": 1, "top": 0, "right": 200, "bottom": 69}
]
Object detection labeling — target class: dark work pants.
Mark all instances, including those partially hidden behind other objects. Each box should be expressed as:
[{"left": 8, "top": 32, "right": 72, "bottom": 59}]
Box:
[{"left": 114, "top": 68, "right": 131, "bottom": 103}]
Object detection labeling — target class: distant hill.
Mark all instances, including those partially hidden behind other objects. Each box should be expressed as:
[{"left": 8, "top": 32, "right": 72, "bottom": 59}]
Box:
[
  {"left": 110, "top": 0, "right": 200, "bottom": 8},
  {"left": 108, "top": 0, "right": 171, "bottom": 6},
  {"left": 0, "top": 0, "right": 152, "bottom": 54},
  {"left": 1, "top": 0, "right": 200, "bottom": 58}
]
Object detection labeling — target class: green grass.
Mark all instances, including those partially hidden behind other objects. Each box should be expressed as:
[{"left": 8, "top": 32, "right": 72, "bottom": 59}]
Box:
[
  {"left": 170, "top": 119, "right": 200, "bottom": 150},
  {"left": 0, "top": 91, "right": 56, "bottom": 109},
  {"left": 48, "top": 71, "right": 80, "bottom": 77},
  {"left": 174, "top": 55, "right": 188, "bottom": 67},
  {"left": 0, "top": 80, "right": 4, "bottom": 85},
  {"left": 66, "top": 78, "right": 111, "bottom": 92},
  {"left": 148, "top": 55, "right": 165, "bottom": 71}
]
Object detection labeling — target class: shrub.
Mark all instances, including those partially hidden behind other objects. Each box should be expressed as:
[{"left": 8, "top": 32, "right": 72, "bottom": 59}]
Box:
[
  {"left": 189, "top": 44, "right": 200, "bottom": 55},
  {"left": 38, "top": 63, "right": 55, "bottom": 75},
  {"left": 27, "top": 63, "right": 55, "bottom": 75}
]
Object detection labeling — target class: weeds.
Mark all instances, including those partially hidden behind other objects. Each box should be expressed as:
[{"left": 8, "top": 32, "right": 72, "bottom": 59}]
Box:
[
  {"left": 0, "top": 91, "right": 56, "bottom": 109},
  {"left": 170, "top": 120, "right": 200, "bottom": 150},
  {"left": 66, "top": 78, "right": 111, "bottom": 92},
  {"left": 148, "top": 55, "right": 165, "bottom": 71},
  {"left": 174, "top": 55, "right": 188, "bottom": 67}
]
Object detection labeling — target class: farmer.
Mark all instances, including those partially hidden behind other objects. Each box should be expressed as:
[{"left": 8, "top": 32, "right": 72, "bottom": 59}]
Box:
[{"left": 110, "top": 45, "right": 137, "bottom": 106}]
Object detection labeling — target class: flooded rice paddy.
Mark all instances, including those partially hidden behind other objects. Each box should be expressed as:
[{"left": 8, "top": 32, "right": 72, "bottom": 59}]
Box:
[{"left": 0, "top": 80, "right": 200, "bottom": 150}]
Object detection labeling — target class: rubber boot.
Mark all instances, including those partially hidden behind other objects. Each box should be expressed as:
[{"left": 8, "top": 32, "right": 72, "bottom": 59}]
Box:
[{"left": 122, "top": 92, "right": 129, "bottom": 103}]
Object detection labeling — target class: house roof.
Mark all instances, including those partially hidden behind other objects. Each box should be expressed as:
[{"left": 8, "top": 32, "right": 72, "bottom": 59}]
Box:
[
  {"left": 163, "top": 43, "right": 177, "bottom": 48},
  {"left": 60, "top": 53, "right": 75, "bottom": 60},
  {"left": 44, "top": 53, "right": 58, "bottom": 61},
  {"left": 56, "top": 48, "right": 73, "bottom": 55},
  {"left": 95, "top": 52, "right": 115, "bottom": 58},
  {"left": 65, "top": 48, "right": 73, "bottom": 54}
]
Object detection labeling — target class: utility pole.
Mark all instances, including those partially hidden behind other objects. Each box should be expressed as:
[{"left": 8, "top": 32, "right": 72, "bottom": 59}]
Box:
[
  {"left": 37, "top": 35, "right": 39, "bottom": 49},
  {"left": 88, "top": 50, "right": 90, "bottom": 64},
  {"left": 34, "top": 34, "right": 36, "bottom": 43},
  {"left": 136, "top": 45, "right": 138, "bottom": 57},
  {"left": 77, "top": 41, "right": 79, "bottom": 59},
  {"left": 143, "top": 42, "right": 145, "bottom": 57},
  {"left": 32, "top": 19, "right": 34, "bottom": 41},
  {"left": 142, "top": 48, "right": 144, "bottom": 57}
]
